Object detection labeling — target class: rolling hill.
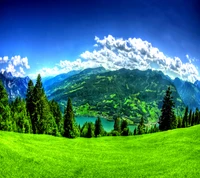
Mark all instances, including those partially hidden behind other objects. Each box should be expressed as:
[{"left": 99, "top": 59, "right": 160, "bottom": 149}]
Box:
[
  {"left": 48, "top": 68, "right": 185, "bottom": 122},
  {"left": 0, "top": 125, "right": 200, "bottom": 177}
]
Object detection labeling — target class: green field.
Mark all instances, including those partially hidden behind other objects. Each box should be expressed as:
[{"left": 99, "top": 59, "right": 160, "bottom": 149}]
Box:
[{"left": 1, "top": 126, "right": 200, "bottom": 178}]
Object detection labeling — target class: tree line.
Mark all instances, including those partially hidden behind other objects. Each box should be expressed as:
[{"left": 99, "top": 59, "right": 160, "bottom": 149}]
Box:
[{"left": 0, "top": 75, "right": 200, "bottom": 138}]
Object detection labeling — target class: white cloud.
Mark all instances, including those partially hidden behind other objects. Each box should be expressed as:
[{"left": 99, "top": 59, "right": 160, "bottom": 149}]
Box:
[
  {"left": 30, "top": 35, "right": 199, "bottom": 82},
  {"left": 0, "top": 55, "right": 30, "bottom": 77}
]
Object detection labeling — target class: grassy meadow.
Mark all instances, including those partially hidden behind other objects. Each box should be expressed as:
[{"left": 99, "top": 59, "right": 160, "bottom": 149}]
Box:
[{"left": 0, "top": 125, "right": 200, "bottom": 178}]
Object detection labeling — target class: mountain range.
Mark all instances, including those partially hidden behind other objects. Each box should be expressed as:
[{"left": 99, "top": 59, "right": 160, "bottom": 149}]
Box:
[
  {"left": 1, "top": 68, "right": 200, "bottom": 123},
  {"left": 0, "top": 71, "right": 30, "bottom": 101}
]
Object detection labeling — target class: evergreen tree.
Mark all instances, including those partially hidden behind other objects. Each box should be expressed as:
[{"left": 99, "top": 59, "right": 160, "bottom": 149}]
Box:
[
  {"left": 114, "top": 117, "right": 121, "bottom": 132},
  {"left": 86, "top": 122, "right": 93, "bottom": 138},
  {"left": 133, "top": 127, "right": 137, "bottom": 135},
  {"left": 194, "top": 108, "right": 199, "bottom": 125},
  {"left": 182, "top": 106, "right": 188, "bottom": 127},
  {"left": 10, "top": 97, "right": 31, "bottom": 133},
  {"left": 94, "top": 117, "right": 103, "bottom": 137},
  {"left": 0, "top": 81, "right": 12, "bottom": 131},
  {"left": 27, "top": 75, "right": 58, "bottom": 135},
  {"left": 26, "top": 79, "right": 35, "bottom": 133},
  {"left": 138, "top": 117, "right": 145, "bottom": 135},
  {"left": 188, "top": 109, "right": 192, "bottom": 126},
  {"left": 177, "top": 117, "right": 182, "bottom": 128},
  {"left": 159, "top": 87, "right": 177, "bottom": 131},
  {"left": 121, "top": 119, "right": 129, "bottom": 136},
  {"left": 49, "top": 100, "right": 63, "bottom": 135},
  {"left": 63, "top": 98, "right": 79, "bottom": 138},
  {"left": 191, "top": 112, "right": 195, "bottom": 126}
]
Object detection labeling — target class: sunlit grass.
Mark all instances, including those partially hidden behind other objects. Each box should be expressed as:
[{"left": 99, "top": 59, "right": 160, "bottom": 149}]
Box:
[{"left": 1, "top": 125, "right": 200, "bottom": 177}]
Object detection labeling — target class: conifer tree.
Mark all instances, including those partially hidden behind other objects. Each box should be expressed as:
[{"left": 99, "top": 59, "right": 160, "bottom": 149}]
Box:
[
  {"left": 27, "top": 75, "right": 58, "bottom": 135},
  {"left": 121, "top": 119, "right": 129, "bottom": 136},
  {"left": 182, "top": 106, "right": 188, "bottom": 127},
  {"left": 114, "top": 117, "right": 121, "bottom": 132},
  {"left": 191, "top": 112, "right": 195, "bottom": 126},
  {"left": 177, "top": 117, "right": 182, "bottom": 128},
  {"left": 159, "top": 87, "right": 177, "bottom": 131},
  {"left": 0, "top": 81, "right": 12, "bottom": 131},
  {"left": 133, "top": 128, "right": 137, "bottom": 135},
  {"left": 194, "top": 108, "right": 199, "bottom": 125},
  {"left": 138, "top": 117, "right": 145, "bottom": 135},
  {"left": 63, "top": 98, "right": 79, "bottom": 138},
  {"left": 188, "top": 109, "right": 192, "bottom": 126},
  {"left": 11, "top": 97, "right": 31, "bottom": 133},
  {"left": 94, "top": 117, "right": 103, "bottom": 137},
  {"left": 49, "top": 100, "right": 63, "bottom": 135},
  {"left": 26, "top": 79, "right": 35, "bottom": 133},
  {"left": 86, "top": 122, "right": 93, "bottom": 138}
]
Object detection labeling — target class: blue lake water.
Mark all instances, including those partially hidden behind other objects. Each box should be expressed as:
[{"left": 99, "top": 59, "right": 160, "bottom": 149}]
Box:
[{"left": 75, "top": 116, "right": 136, "bottom": 132}]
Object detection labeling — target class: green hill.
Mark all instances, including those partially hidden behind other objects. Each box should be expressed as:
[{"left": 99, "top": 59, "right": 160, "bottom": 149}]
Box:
[
  {"left": 1, "top": 126, "right": 200, "bottom": 178},
  {"left": 48, "top": 68, "right": 185, "bottom": 122}
]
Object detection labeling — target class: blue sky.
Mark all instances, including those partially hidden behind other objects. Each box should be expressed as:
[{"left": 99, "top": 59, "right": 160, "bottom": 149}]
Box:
[{"left": 0, "top": 0, "right": 199, "bottom": 81}]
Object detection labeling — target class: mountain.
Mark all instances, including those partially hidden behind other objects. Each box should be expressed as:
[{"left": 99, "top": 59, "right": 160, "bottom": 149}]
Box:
[
  {"left": 48, "top": 68, "right": 185, "bottom": 123},
  {"left": 194, "top": 80, "right": 200, "bottom": 90},
  {"left": 173, "top": 78, "right": 200, "bottom": 111},
  {"left": 0, "top": 72, "right": 30, "bottom": 101},
  {"left": 46, "top": 67, "right": 107, "bottom": 95},
  {"left": 43, "top": 70, "right": 81, "bottom": 90}
]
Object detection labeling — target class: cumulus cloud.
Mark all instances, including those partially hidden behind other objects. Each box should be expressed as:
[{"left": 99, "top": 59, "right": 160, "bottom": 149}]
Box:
[
  {"left": 0, "top": 55, "right": 30, "bottom": 77},
  {"left": 31, "top": 35, "right": 199, "bottom": 82}
]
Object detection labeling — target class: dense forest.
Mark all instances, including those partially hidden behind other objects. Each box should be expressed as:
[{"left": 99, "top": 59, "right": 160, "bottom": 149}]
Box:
[{"left": 0, "top": 74, "right": 200, "bottom": 138}]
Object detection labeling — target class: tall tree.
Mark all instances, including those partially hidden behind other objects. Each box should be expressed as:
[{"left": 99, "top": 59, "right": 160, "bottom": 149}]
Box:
[
  {"left": 63, "top": 98, "right": 79, "bottom": 138},
  {"left": 182, "top": 106, "right": 188, "bottom": 128},
  {"left": 94, "top": 117, "right": 103, "bottom": 137},
  {"left": 159, "top": 87, "right": 177, "bottom": 131},
  {"left": 194, "top": 108, "right": 199, "bottom": 125},
  {"left": 86, "top": 122, "right": 93, "bottom": 138},
  {"left": 114, "top": 117, "right": 121, "bottom": 132},
  {"left": 121, "top": 119, "right": 129, "bottom": 136},
  {"left": 49, "top": 100, "right": 63, "bottom": 135},
  {"left": 138, "top": 117, "right": 145, "bottom": 135},
  {"left": 11, "top": 97, "right": 31, "bottom": 133},
  {"left": 188, "top": 109, "right": 192, "bottom": 126},
  {"left": 191, "top": 112, "right": 195, "bottom": 126},
  {"left": 0, "top": 81, "right": 12, "bottom": 131},
  {"left": 26, "top": 79, "right": 35, "bottom": 132},
  {"left": 27, "top": 75, "right": 58, "bottom": 135}
]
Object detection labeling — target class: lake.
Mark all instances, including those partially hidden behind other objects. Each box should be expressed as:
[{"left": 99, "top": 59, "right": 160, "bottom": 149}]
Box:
[{"left": 75, "top": 116, "right": 136, "bottom": 132}]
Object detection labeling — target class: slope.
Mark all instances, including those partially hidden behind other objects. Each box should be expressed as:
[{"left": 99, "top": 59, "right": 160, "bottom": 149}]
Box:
[
  {"left": 0, "top": 126, "right": 200, "bottom": 178},
  {"left": 48, "top": 68, "right": 185, "bottom": 122}
]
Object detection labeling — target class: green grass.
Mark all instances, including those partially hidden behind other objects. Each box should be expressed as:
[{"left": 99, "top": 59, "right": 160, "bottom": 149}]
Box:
[{"left": 1, "top": 126, "right": 200, "bottom": 178}]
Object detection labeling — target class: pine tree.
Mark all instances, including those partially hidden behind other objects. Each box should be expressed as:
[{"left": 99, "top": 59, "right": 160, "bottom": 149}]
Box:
[
  {"left": 10, "top": 97, "right": 31, "bottom": 133},
  {"left": 194, "top": 108, "right": 199, "bottom": 125},
  {"left": 177, "top": 117, "right": 182, "bottom": 128},
  {"left": 26, "top": 79, "right": 35, "bottom": 133},
  {"left": 191, "top": 112, "right": 195, "bottom": 126},
  {"left": 86, "top": 122, "right": 93, "bottom": 138},
  {"left": 94, "top": 117, "right": 103, "bottom": 137},
  {"left": 27, "top": 75, "right": 58, "bottom": 135},
  {"left": 0, "top": 81, "right": 12, "bottom": 131},
  {"left": 188, "top": 109, "right": 192, "bottom": 126},
  {"left": 114, "top": 117, "right": 121, "bottom": 132},
  {"left": 63, "top": 98, "right": 79, "bottom": 138},
  {"left": 182, "top": 106, "right": 188, "bottom": 127},
  {"left": 121, "top": 119, "right": 129, "bottom": 136},
  {"left": 133, "top": 127, "right": 137, "bottom": 135},
  {"left": 49, "top": 100, "right": 63, "bottom": 135},
  {"left": 159, "top": 87, "right": 177, "bottom": 131},
  {"left": 138, "top": 117, "right": 145, "bottom": 135}
]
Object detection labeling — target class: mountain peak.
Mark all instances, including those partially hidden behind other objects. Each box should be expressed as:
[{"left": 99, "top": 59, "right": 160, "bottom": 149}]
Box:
[{"left": 3, "top": 71, "right": 13, "bottom": 78}]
